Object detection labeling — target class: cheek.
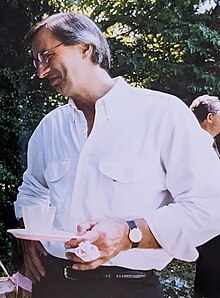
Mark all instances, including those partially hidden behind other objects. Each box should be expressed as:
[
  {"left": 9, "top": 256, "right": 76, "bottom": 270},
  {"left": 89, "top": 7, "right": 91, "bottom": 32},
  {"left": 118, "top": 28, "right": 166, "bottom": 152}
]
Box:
[{"left": 215, "top": 120, "right": 220, "bottom": 131}]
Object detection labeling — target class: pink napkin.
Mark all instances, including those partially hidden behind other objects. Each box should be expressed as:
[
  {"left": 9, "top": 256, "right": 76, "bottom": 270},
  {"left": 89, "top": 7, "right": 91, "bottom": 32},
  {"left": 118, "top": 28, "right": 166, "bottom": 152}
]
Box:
[
  {"left": 74, "top": 241, "right": 100, "bottom": 262},
  {"left": 10, "top": 271, "right": 32, "bottom": 292},
  {"left": 0, "top": 276, "right": 15, "bottom": 297}
]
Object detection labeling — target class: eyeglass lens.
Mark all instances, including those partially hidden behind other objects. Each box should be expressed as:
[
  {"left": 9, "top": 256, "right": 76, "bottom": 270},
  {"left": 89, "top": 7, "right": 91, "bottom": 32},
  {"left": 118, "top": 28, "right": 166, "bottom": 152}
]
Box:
[
  {"left": 33, "top": 51, "right": 49, "bottom": 68},
  {"left": 33, "top": 42, "right": 63, "bottom": 69}
]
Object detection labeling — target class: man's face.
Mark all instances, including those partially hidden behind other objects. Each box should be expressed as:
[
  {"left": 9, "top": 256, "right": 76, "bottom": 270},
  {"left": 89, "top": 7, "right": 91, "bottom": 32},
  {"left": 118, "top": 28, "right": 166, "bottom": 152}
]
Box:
[
  {"left": 213, "top": 114, "right": 220, "bottom": 136},
  {"left": 212, "top": 103, "right": 220, "bottom": 136},
  {"left": 31, "top": 27, "right": 91, "bottom": 98}
]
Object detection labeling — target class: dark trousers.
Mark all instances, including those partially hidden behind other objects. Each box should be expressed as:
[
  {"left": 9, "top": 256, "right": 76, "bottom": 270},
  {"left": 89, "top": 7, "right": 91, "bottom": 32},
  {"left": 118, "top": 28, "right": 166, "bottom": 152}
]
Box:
[
  {"left": 32, "top": 254, "right": 164, "bottom": 298},
  {"left": 194, "top": 235, "right": 220, "bottom": 298}
]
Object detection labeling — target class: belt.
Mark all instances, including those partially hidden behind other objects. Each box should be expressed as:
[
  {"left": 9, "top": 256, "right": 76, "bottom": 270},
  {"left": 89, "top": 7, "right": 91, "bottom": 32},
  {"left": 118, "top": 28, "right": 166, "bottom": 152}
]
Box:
[{"left": 64, "top": 265, "right": 153, "bottom": 280}]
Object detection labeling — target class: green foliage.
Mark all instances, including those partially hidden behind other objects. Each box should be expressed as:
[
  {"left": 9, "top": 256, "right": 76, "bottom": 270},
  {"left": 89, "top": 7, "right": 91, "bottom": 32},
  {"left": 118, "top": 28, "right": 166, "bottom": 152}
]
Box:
[
  {"left": 0, "top": 0, "right": 73, "bottom": 271},
  {"left": 78, "top": 0, "right": 220, "bottom": 103},
  {"left": 157, "top": 259, "right": 196, "bottom": 297}
]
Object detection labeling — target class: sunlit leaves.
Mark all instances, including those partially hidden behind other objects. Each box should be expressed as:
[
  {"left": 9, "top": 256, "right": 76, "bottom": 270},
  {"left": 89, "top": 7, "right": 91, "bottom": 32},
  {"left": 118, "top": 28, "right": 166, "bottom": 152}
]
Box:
[{"left": 77, "top": 0, "right": 220, "bottom": 100}]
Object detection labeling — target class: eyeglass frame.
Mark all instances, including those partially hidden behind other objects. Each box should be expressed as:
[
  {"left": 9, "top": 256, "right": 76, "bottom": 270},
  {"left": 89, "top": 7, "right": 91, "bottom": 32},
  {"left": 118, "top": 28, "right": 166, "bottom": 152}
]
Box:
[{"left": 33, "top": 42, "right": 63, "bottom": 69}]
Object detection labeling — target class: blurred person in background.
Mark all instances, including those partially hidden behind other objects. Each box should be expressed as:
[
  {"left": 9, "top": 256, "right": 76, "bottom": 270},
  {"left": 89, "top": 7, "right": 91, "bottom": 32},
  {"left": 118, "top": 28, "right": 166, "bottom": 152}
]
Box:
[{"left": 190, "top": 94, "right": 220, "bottom": 298}]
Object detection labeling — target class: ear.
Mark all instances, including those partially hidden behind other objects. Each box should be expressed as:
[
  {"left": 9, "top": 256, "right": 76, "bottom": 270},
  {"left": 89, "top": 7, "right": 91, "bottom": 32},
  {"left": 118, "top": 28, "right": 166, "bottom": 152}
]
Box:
[
  {"left": 80, "top": 44, "right": 93, "bottom": 59},
  {"left": 206, "top": 113, "right": 213, "bottom": 124}
]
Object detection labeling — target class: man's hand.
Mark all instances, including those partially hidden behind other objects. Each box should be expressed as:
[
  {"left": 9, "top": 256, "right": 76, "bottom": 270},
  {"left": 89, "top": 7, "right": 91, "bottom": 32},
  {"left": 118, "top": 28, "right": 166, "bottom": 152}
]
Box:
[
  {"left": 20, "top": 239, "right": 48, "bottom": 283},
  {"left": 65, "top": 218, "right": 130, "bottom": 271},
  {"left": 65, "top": 218, "right": 161, "bottom": 271}
]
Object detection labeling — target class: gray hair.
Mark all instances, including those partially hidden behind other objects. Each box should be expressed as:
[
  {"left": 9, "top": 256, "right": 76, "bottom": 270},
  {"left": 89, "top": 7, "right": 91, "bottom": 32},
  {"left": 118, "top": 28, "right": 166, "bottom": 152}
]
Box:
[
  {"left": 190, "top": 94, "right": 220, "bottom": 123},
  {"left": 26, "top": 12, "right": 111, "bottom": 70}
]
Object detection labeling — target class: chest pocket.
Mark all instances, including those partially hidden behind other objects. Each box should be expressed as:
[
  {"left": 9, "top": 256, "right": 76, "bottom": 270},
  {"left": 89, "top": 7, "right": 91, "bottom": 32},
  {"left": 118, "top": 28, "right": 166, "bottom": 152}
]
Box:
[
  {"left": 98, "top": 160, "right": 144, "bottom": 183},
  {"left": 45, "top": 159, "right": 70, "bottom": 182}
]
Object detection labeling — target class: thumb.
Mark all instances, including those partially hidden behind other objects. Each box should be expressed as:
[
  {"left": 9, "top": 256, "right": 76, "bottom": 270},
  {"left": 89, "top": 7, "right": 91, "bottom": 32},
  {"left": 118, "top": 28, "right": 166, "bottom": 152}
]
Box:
[{"left": 65, "top": 229, "right": 100, "bottom": 249}]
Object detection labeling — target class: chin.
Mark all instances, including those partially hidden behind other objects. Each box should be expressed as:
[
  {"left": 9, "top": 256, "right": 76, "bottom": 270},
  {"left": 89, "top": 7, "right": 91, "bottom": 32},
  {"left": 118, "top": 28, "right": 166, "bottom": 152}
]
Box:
[
  {"left": 55, "top": 85, "right": 70, "bottom": 97},
  {"left": 54, "top": 86, "right": 64, "bottom": 95}
]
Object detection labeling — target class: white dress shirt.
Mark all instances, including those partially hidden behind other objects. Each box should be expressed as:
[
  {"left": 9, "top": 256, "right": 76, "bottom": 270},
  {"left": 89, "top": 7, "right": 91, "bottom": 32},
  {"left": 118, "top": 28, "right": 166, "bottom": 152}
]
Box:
[{"left": 14, "top": 77, "right": 220, "bottom": 270}]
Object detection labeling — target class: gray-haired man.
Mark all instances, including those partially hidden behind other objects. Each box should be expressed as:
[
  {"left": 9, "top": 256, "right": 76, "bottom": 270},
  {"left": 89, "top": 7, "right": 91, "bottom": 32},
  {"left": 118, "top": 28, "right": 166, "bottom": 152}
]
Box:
[{"left": 14, "top": 12, "right": 220, "bottom": 298}]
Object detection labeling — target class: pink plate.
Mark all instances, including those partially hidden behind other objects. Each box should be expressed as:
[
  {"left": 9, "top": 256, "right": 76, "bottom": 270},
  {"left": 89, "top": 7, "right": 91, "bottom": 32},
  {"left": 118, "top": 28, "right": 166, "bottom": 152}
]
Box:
[{"left": 7, "top": 228, "right": 77, "bottom": 242}]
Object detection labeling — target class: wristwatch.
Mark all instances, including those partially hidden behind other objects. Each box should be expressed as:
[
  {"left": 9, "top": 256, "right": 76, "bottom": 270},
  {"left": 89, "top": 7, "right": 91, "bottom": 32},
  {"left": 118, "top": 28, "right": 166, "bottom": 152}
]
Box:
[{"left": 126, "top": 220, "right": 142, "bottom": 248}]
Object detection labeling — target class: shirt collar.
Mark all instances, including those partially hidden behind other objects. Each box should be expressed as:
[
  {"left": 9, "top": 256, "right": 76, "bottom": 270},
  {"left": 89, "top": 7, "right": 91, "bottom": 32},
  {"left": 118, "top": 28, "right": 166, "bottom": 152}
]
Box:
[
  {"left": 96, "top": 76, "right": 129, "bottom": 119},
  {"left": 68, "top": 97, "right": 80, "bottom": 122},
  {"left": 203, "top": 129, "right": 215, "bottom": 146},
  {"left": 68, "top": 97, "right": 77, "bottom": 110},
  {"left": 68, "top": 76, "right": 129, "bottom": 120}
]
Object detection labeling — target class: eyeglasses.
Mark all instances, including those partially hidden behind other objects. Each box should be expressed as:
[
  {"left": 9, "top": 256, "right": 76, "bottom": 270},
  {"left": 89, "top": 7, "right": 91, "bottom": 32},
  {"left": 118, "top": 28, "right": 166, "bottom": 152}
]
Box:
[{"left": 33, "top": 42, "right": 63, "bottom": 69}]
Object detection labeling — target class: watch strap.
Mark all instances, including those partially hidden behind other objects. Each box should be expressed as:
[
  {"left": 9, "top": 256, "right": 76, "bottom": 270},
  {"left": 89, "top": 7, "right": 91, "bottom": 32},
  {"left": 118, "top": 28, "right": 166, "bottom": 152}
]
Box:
[{"left": 126, "top": 220, "right": 140, "bottom": 248}]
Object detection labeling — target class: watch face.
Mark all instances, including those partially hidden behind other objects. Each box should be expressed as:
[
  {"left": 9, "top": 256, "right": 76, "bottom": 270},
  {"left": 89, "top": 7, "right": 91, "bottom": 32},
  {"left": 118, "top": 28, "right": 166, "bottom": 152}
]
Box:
[{"left": 129, "top": 228, "right": 142, "bottom": 243}]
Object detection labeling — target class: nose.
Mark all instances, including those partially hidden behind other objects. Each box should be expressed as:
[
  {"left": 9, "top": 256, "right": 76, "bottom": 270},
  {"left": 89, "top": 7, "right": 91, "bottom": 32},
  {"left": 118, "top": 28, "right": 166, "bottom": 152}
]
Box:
[{"left": 37, "top": 63, "right": 50, "bottom": 79}]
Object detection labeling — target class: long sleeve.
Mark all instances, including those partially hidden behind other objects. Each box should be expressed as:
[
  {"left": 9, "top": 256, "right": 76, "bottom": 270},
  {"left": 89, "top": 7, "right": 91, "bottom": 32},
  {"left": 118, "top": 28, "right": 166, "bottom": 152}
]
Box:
[
  {"left": 146, "top": 99, "right": 220, "bottom": 261},
  {"left": 14, "top": 128, "right": 50, "bottom": 219}
]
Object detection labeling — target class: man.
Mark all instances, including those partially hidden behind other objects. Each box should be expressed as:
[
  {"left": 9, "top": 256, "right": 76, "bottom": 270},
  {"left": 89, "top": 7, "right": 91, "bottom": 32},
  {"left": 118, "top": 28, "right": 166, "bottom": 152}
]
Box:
[
  {"left": 14, "top": 12, "right": 220, "bottom": 298},
  {"left": 190, "top": 95, "right": 220, "bottom": 298}
]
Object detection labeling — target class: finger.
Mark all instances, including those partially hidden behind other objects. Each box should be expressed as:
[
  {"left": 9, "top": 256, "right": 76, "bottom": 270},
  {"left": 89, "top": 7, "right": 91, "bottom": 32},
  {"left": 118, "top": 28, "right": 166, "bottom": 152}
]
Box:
[
  {"left": 24, "top": 258, "right": 43, "bottom": 282},
  {"left": 65, "top": 238, "right": 78, "bottom": 249},
  {"left": 22, "top": 262, "right": 37, "bottom": 283},
  {"left": 26, "top": 268, "right": 41, "bottom": 283},
  {"left": 25, "top": 252, "right": 45, "bottom": 280},
  {"left": 72, "top": 258, "right": 104, "bottom": 271},
  {"left": 28, "top": 243, "right": 46, "bottom": 276},
  {"left": 23, "top": 241, "right": 46, "bottom": 281},
  {"left": 33, "top": 254, "right": 46, "bottom": 277},
  {"left": 65, "top": 230, "right": 100, "bottom": 249},
  {"left": 65, "top": 251, "right": 75, "bottom": 261},
  {"left": 77, "top": 219, "right": 98, "bottom": 235},
  {"left": 37, "top": 242, "right": 48, "bottom": 256},
  {"left": 65, "top": 252, "right": 85, "bottom": 263},
  {"left": 80, "top": 229, "right": 100, "bottom": 244}
]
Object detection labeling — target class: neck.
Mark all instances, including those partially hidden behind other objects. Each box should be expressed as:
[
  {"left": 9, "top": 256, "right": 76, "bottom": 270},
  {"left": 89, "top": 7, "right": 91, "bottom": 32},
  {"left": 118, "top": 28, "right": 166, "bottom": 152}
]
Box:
[
  {"left": 74, "top": 68, "right": 115, "bottom": 111},
  {"left": 201, "top": 122, "right": 217, "bottom": 138},
  {"left": 73, "top": 68, "right": 115, "bottom": 135}
]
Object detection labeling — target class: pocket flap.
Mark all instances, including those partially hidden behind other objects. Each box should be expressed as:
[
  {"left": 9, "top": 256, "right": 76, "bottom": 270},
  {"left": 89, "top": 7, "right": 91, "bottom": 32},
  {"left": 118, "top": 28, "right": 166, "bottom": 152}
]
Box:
[
  {"left": 45, "top": 159, "right": 70, "bottom": 182},
  {"left": 98, "top": 160, "right": 143, "bottom": 183}
]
